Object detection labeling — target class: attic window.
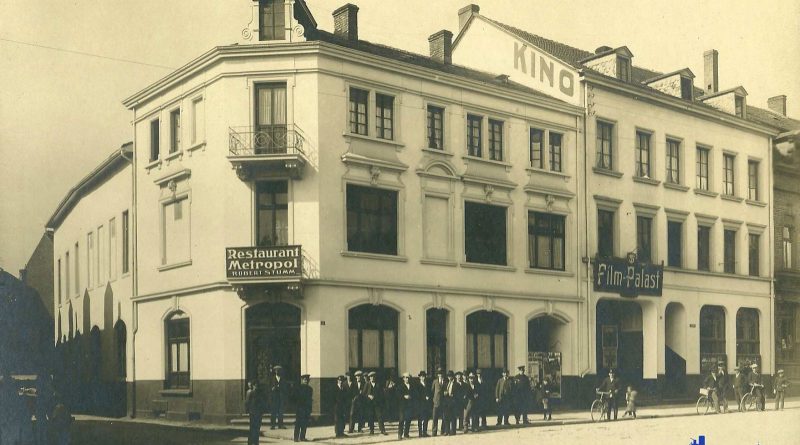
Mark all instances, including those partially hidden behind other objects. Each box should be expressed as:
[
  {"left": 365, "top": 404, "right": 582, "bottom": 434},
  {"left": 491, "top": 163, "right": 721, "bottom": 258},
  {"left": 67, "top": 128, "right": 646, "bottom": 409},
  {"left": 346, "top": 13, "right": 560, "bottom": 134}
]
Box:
[
  {"left": 259, "top": 0, "right": 286, "bottom": 41},
  {"left": 680, "top": 77, "right": 693, "bottom": 100},
  {"left": 735, "top": 96, "right": 745, "bottom": 118},
  {"left": 616, "top": 57, "right": 630, "bottom": 82}
]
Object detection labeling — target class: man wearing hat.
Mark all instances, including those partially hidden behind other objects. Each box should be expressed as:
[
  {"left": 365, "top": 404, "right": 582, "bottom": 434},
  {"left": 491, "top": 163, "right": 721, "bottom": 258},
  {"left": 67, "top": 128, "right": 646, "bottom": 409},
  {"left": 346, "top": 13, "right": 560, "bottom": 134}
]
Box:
[
  {"left": 365, "top": 371, "right": 387, "bottom": 435},
  {"left": 269, "top": 365, "right": 288, "bottom": 429},
  {"left": 475, "top": 369, "right": 488, "bottom": 428},
  {"left": 416, "top": 371, "right": 432, "bottom": 437},
  {"left": 732, "top": 367, "right": 746, "bottom": 412},
  {"left": 431, "top": 368, "right": 447, "bottom": 436},
  {"left": 774, "top": 369, "right": 790, "bottom": 411},
  {"left": 513, "top": 366, "right": 531, "bottom": 424},
  {"left": 245, "top": 381, "right": 268, "bottom": 445},
  {"left": 703, "top": 363, "right": 725, "bottom": 413},
  {"left": 495, "top": 369, "right": 513, "bottom": 426},
  {"left": 454, "top": 371, "right": 467, "bottom": 431},
  {"left": 333, "top": 375, "right": 350, "bottom": 438},
  {"left": 443, "top": 370, "right": 458, "bottom": 435},
  {"left": 348, "top": 370, "right": 367, "bottom": 433},
  {"left": 597, "top": 369, "right": 621, "bottom": 420},
  {"left": 463, "top": 373, "right": 480, "bottom": 432},
  {"left": 397, "top": 372, "right": 416, "bottom": 439},
  {"left": 292, "top": 374, "right": 313, "bottom": 442},
  {"left": 748, "top": 363, "right": 765, "bottom": 411}
]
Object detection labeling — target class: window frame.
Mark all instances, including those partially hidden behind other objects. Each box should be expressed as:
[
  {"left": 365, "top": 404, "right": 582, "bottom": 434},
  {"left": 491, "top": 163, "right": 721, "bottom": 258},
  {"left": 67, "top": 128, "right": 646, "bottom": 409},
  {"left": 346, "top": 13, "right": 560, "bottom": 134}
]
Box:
[
  {"left": 783, "top": 226, "right": 793, "bottom": 270},
  {"left": 426, "top": 104, "right": 445, "bottom": 150},
  {"left": 696, "top": 146, "right": 710, "bottom": 191},
  {"left": 255, "top": 180, "right": 289, "bottom": 247},
  {"left": 616, "top": 56, "right": 631, "bottom": 82},
  {"left": 596, "top": 120, "right": 614, "bottom": 170},
  {"left": 747, "top": 160, "right": 759, "bottom": 201},
  {"left": 549, "top": 132, "right": 563, "bottom": 172},
  {"left": 122, "top": 210, "right": 130, "bottom": 274},
  {"left": 375, "top": 93, "right": 395, "bottom": 140},
  {"left": 667, "top": 219, "right": 683, "bottom": 268},
  {"left": 348, "top": 87, "right": 369, "bottom": 136},
  {"left": 748, "top": 233, "right": 760, "bottom": 277},
  {"left": 466, "top": 114, "right": 483, "bottom": 158},
  {"left": 723, "top": 153, "right": 736, "bottom": 196},
  {"left": 597, "top": 208, "right": 616, "bottom": 258},
  {"left": 697, "top": 224, "right": 712, "bottom": 272},
  {"left": 345, "top": 183, "right": 399, "bottom": 256},
  {"left": 635, "top": 130, "right": 651, "bottom": 178},
  {"left": 149, "top": 118, "right": 160, "bottom": 162},
  {"left": 734, "top": 95, "right": 745, "bottom": 118},
  {"left": 680, "top": 76, "right": 694, "bottom": 100},
  {"left": 530, "top": 128, "right": 545, "bottom": 169},
  {"left": 464, "top": 200, "right": 508, "bottom": 266},
  {"left": 488, "top": 118, "right": 504, "bottom": 161},
  {"left": 160, "top": 193, "right": 192, "bottom": 267},
  {"left": 165, "top": 312, "right": 191, "bottom": 389},
  {"left": 528, "top": 211, "right": 566, "bottom": 271},
  {"left": 666, "top": 138, "right": 681, "bottom": 184},
  {"left": 258, "top": 0, "right": 286, "bottom": 41},
  {"left": 169, "top": 108, "right": 181, "bottom": 154},
  {"left": 723, "top": 229, "right": 737, "bottom": 274},
  {"left": 636, "top": 215, "right": 654, "bottom": 264}
]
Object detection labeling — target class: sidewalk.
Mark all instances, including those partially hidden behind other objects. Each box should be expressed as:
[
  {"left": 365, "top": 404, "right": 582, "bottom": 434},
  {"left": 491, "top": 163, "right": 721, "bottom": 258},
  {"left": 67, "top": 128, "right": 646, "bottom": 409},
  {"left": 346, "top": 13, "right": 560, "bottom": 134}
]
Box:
[{"left": 74, "top": 397, "right": 800, "bottom": 443}]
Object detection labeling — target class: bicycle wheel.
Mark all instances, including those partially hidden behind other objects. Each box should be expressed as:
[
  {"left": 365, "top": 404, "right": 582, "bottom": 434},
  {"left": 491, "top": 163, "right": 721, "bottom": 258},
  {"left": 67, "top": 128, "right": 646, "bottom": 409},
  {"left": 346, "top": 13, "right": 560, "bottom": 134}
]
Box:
[
  {"left": 741, "top": 394, "right": 755, "bottom": 412},
  {"left": 696, "top": 396, "right": 711, "bottom": 415},
  {"left": 591, "top": 400, "right": 605, "bottom": 422}
]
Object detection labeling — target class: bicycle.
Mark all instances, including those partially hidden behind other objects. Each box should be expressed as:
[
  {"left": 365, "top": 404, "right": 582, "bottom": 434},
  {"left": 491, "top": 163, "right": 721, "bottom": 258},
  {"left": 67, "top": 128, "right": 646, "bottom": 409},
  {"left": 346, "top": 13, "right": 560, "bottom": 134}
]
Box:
[
  {"left": 591, "top": 390, "right": 612, "bottom": 422},
  {"left": 696, "top": 387, "right": 715, "bottom": 415},
  {"left": 741, "top": 383, "right": 764, "bottom": 412}
]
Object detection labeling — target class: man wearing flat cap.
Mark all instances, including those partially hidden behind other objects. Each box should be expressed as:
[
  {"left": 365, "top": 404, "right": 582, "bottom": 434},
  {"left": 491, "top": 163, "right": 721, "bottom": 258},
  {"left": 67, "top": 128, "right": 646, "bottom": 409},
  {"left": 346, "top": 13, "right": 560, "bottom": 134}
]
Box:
[
  {"left": 292, "top": 374, "right": 313, "bottom": 442},
  {"left": 333, "top": 375, "right": 349, "bottom": 438},
  {"left": 774, "top": 369, "right": 790, "bottom": 410},
  {"left": 365, "top": 371, "right": 387, "bottom": 435},
  {"left": 748, "top": 363, "right": 765, "bottom": 411},
  {"left": 463, "top": 373, "right": 480, "bottom": 432},
  {"left": 348, "top": 370, "right": 367, "bottom": 433},
  {"left": 732, "top": 367, "right": 746, "bottom": 412},
  {"left": 597, "top": 369, "right": 621, "bottom": 420},
  {"left": 495, "top": 369, "right": 513, "bottom": 426},
  {"left": 269, "top": 365, "right": 288, "bottom": 429},
  {"left": 443, "top": 370, "right": 457, "bottom": 435},
  {"left": 431, "top": 368, "right": 446, "bottom": 436},
  {"left": 416, "top": 370, "right": 432, "bottom": 437},
  {"left": 475, "top": 369, "right": 488, "bottom": 428},
  {"left": 397, "top": 372, "right": 415, "bottom": 439},
  {"left": 513, "top": 366, "right": 531, "bottom": 424}
]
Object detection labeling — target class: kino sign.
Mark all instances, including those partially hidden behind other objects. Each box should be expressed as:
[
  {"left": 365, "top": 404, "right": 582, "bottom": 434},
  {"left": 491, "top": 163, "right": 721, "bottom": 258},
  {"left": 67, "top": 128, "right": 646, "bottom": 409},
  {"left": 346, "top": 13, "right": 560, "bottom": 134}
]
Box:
[
  {"left": 593, "top": 253, "right": 663, "bottom": 297},
  {"left": 226, "top": 245, "right": 302, "bottom": 280}
]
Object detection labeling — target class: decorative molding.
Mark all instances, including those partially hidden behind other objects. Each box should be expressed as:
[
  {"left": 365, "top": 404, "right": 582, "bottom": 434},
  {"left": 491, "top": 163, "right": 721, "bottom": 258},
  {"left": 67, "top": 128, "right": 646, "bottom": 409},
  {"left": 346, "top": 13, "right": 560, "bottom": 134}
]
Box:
[
  {"left": 368, "top": 287, "right": 384, "bottom": 306},
  {"left": 482, "top": 296, "right": 495, "bottom": 312},
  {"left": 154, "top": 168, "right": 191, "bottom": 186}
]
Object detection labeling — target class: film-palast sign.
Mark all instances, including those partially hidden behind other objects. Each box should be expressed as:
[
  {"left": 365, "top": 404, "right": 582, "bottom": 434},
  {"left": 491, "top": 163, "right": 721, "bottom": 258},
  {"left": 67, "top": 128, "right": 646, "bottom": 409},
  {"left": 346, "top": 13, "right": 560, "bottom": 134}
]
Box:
[
  {"left": 226, "top": 245, "right": 302, "bottom": 280},
  {"left": 593, "top": 253, "right": 663, "bottom": 297}
]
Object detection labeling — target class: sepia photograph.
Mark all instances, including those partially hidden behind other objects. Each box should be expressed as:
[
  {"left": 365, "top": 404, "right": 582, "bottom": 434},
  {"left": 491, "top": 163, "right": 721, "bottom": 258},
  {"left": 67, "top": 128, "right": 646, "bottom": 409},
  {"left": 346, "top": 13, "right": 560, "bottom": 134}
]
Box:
[{"left": 1, "top": 1, "right": 799, "bottom": 444}]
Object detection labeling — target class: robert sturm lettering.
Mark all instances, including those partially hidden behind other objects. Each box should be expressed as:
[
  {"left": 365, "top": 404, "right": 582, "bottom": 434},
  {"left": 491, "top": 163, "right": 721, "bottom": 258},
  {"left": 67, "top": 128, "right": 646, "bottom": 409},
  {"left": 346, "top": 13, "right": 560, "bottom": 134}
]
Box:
[
  {"left": 226, "top": 245, "right": 302, "bottom": 279},
  {"left": 593, "top": 253, "right": 663, "bottom": 297}
]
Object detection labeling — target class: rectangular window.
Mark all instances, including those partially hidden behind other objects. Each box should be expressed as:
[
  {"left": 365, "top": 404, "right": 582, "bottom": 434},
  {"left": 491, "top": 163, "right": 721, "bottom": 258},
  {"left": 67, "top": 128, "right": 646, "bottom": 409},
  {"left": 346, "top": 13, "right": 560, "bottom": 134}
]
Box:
[
  {"left": 616, "top": 57, "right": 630, "bottom": 82},
  {"left": 255, "top": 83, "right": 288, "bottom": 154},
  {"left": 749, "top": 233, "right": 760, "bottom": 276},
  {"left": 666, "top": 139, "right": 681, "bottom": 184},
  {"left": 87, "top": 232, "right": 94, "bottom": 288},
  {"left": 426, "top": 105, "right": 444, "bottom": 149},
  {"left": 549, "top": 132, "right": 563, "bottom": 172},
  {"left": 488, "top": 119, "right": 504, "bottom": 161},
  {"left": 149, "top": 119, "right": 160, "bottom": 162},
  {"left": 528, "top": 212, "right": 565, "bottom": 270},
  {"left": 696, "top": 147, "right": 709, "bottom": 190},
  {"left": 346, "top": 184, "right": 398, "bottom": 255},
  {"left": 122, "top": 211, "right": 130, "bottom": 274},
  {"left": 467, "top": 114, "right": 483, "bottom": 157},
  {"left": 256, "top": 181, "right": 289, "bottom": 247},
  {"left": 166, "top": 315, "right": 190, "bottom": 389},
  {"left": 97, "top": 225, "right": 105, "bottom": 286},
  {"left": 735, "top": 96, "right": 744, "bottom": 118},
  {"left": 697, "top": 225, "right": 711, "bottom": 271},
  {"left": 74, "top": 242, "right": 80, "bottom": 295},
  {"left": 635, "top": 131, "right": 651, "bottom": 177},
  {"left": 349, "top": 88, "right": 368, "bottom": 135},
  {"left": 783, "top": 227, "right": 793, "bottom": 269},
  {"left": 163, "top": 198, "right": 191, "bottom": 265},
  {"left": 748, "top": 160, "right": 759, "bottom": 201},
  {"left": 191, "top": 97, "right": 204, "bottom": 143},
  {"left": 724, "top": 229, "right": 736, "bottom": 274},
  {"left": 109, "top": 218, "right": 117, "bottom": 280},
  {"left": 596, "top": 121, "right": 613, "bottom": 170},
  {"left": 259, "top": 0, "right": 285, "bottom": 41},
  {"left": 723, "top": 154, "right": 735, "bottom": 196},
  {"left": 668, "top": 220, "right": 682, "bottom": 267},
  {"left": 464, "top": 201, "right": 507, "bottom": 265},
  {"left": 65, "top": 252, "right": 70, "bottom": 299},
  {"left": 597, "top": 209, "right": 615, "bottom": 257},
  {"left": 530, "top": 128, "right": 544, "bottom": 169},
  {"left": 375, "top": 93, "right": 394, "bottom": 140},
  {"left": 169, "top": 109, "right": 181, "bottom": 153},
  {"left": 680, "top": 77, "right": 693, "bottom": 100},
  {"left": 57, "top": 258, "right": 62, "bottom": 305},
  {"left": 636, "top": 216, "right": 653, "bottom": 263}
]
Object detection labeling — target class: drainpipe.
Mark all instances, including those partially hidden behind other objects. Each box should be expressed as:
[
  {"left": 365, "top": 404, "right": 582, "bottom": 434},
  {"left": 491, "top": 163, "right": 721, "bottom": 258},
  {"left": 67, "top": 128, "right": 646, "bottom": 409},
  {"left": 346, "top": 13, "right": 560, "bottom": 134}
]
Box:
[
  {"left": 580, "top": 75, "right": 593, "bottom": 379},
  {"left": 768, "top": 135, "right": 775, "bottom": 376}
]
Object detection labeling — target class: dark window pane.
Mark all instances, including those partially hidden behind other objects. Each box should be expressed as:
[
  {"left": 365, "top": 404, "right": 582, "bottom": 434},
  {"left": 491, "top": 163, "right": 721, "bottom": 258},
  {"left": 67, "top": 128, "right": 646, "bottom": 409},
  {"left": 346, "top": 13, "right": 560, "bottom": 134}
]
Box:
[
  {"left": 530, "top": 128, "right": 544, "bottom": 169},
  {"left": 467, "top": 115, "right": 482, "bottom": 157},
  {"left": 724, "top": 229, "right": 736, "bottom": 273},
  {"left": 697, "top": 226, "right": 711, "bottom": 271},
  {"left": 668, "top": 221, "right": 682, "bottom": 267},
  {"left": 637, "top": 216, "right": 653, "bottom": 263},
  {"left": 596, "top": 121, "right": 613, "bottom": 170},
  {"left": 346, "top": 184, "right": 398, "bottom": 255},
  {"left": 549, "top": 132, "right": 562, "bottom": 172},
  {"left": 465, "top": 202, "right": 507, "bottom": 265},
  {"left": 597, "top": 209, "right": 614, "bottom": 257},
  {"left": 349, "top": 88, "right": 369, "bottom": 135},
  {"left": 427, "top": 106, "right": 444, "bottom": 149},
  {"left": 529, "top": 212, "right": 566, "bottom": 270}
]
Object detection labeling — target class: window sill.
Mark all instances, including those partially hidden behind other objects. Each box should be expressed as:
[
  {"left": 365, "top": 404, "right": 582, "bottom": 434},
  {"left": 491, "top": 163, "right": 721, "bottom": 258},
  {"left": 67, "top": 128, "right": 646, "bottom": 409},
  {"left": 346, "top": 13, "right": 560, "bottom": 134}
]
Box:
[
  {"left": 145, "top": 159, "right": 162, "bottom": 171},
  {"left": 462, "top": 155, "right": 513, "bottom": 170},
  {"left": 526, "top": 167, "right": 571, "bottom": 180},
  {"left": 745, "top": 199, "right": 767, "bottom": 207},
  {"left": 664, "top": 267, "right": 772, "bottom": 282},
  {"left": 632, "top": 176, "right": 661, "bottom": 186},
  {"left": 421, "top": 147, "right": 453, "bottom": 157},
  {"left": 187, "top": 141, "right": 206, "bottom": 154},
  {"left": 460, "top": 262, "right": 516, "bottom": 272},
  {"left": 121, "top": 272, "right": 131, "bottom": 279},
  {"left": 420, "top": 258, "right": 458, "bottom": 267},
  {"left": 720, "top": 194, "right": 744, "bottom": 203},
  {"left": 344, "top": 132, "right": 405, "bottom": 150},
  {"left": 592, "top": 167, "right": 623, "bottom": 178},
  {"left": 159, "top": 389, "right": 192, "bottom": 397},
  {"left": 524, "top": 268, "right": 573, "bottom": 277},
  {"left": 340, "top": 251, "right": 408, "bottom": 262},
  {"left": 164, "top": 150, "right": 183, "bottom": 163},
  {"left": 693, "top": 188, "right": 718, "bottom": 198},
  {"left": 663, "top": 182, "right": 690, "bottom": 192},
  {"left": 158, "top": 260, "right": 193, "bottom": 272}
]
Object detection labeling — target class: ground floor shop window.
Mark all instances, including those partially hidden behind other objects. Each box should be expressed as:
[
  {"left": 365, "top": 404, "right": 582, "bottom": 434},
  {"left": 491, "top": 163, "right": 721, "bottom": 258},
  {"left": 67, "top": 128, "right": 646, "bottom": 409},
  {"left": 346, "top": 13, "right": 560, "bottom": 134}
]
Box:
[
  {"left": 466, "top": 311, "right": 507, "bottom": 371},
  {"left": 166, "top": 311, "right": 190, "bottom": 389},
  {"left": 596, "top": 300, "right": 642, "bottom": 382},
  {"left": 736, "top": 308, "right": 760, "bottom": 364},
  {"left": 426, "top": 308, "right": 448, "bottom": 376},
  {"left": 348, "top": 304, "right": 398, "bottom": 377},
  {"left": 777, "top": 303, "right": 798, "bottom": 362},
  {"left": 700, "top": 305, "right": 726, "bottom": 372}
]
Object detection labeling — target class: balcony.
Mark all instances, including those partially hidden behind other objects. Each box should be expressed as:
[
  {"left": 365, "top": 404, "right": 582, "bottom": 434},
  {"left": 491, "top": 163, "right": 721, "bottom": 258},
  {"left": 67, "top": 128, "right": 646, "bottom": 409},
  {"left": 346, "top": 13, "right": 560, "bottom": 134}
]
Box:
[{"left": 228, "top": 124, "right": 308, "bottom": 180}]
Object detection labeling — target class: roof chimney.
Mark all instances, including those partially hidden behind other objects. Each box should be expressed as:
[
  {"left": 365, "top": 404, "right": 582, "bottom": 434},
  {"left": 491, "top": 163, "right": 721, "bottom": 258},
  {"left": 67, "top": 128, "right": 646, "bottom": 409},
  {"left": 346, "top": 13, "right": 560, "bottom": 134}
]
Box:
[
  {"left": 768, "top": 95, "right": 787, "bottom": 116},
  {"left": 595, "top": 46, "right": 613, "bottom": 54},
  {"left": 458, "top": 4, "right": 480, "bottom": 31},
  {"left": 428, "top": 30, "right": 453, "bottom": 64},
  {"left": 333, "top": 4, "right": 359, "bottom": 41},
  {"left": 703, "top": 49, "right": 719, "bottom": 93}
]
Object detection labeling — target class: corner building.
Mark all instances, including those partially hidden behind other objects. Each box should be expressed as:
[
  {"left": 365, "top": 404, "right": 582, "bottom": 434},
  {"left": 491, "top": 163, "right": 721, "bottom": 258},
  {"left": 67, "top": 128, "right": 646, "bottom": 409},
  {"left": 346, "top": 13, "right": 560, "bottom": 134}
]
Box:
[{"left": 123, "top": 1, "right": 585, "bottom": 421}]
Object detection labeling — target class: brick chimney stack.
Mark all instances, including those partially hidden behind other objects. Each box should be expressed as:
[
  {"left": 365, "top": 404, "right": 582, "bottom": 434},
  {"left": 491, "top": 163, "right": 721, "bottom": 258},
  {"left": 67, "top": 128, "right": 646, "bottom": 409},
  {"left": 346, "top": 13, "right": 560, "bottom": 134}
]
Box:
[
  {"left": 429, "top": 30, "right": 453, "bottom": 64},
  {"left": 458, "top": 4, "right": 480, "bottom": 31},
  {"left": 703, "top": 49, "right": 719, "bottom": 94},
  {"left": 333, "top": 4, "right": 359, "bottom": 41},
  {"left": 768, "top": 95, "right": 787, "bottom": 116}
]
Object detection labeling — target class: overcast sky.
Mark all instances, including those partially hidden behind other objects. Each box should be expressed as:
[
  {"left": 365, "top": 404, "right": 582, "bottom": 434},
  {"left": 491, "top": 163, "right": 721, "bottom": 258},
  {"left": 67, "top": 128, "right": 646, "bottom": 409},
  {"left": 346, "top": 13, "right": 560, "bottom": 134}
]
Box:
[{"left": 1, "top": 0, "right": 798, "bottom": 275}]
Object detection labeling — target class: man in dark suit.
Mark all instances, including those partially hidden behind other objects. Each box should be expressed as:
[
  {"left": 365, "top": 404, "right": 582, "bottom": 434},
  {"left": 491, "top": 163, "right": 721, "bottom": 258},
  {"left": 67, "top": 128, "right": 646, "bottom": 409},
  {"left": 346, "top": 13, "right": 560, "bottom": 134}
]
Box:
[
  {"left": 597, "top": 369, "right": 621, "bottom": 420},
  {"left": 333, "top": 375, "right": 349, "bottom": 438},
  {"left": 397, "top": 372, "right": 415, "bottom": 439},
  {"left": 292, "top": 374, "right": 313, "bottom": 442},
  {"left": 348, "top": 370, "right": 366, "bottom": 433},
  {"left": 431, "top": 368, "right": 446, "bottom": 436},
  {"left": 748, "top": 363, "right": 765, "bottom": 411},
  {"left": 443, "top": 370, "right": 459, "bottom": 435},
  {"left": 245, "top": 381, "right": 267, "bottom": 445},
  {"left": 513, "top": 366, "right": 531, "bottom": 424},
  {"left": 463, "top": 373, "right": 480, "bottom": 432},
  {"left": 416, "top": 370, "right": 432, "bottom": 437},
  {"left": 454, "top": 371, "right": 467, "bottom": 431},
  {"left": 495, "top": 369, "right": 513, "bottom": 425},
  {"left": 365, "top": 371, "right": 387, "bottom": 435},
  {"left": 269, "top": 365, "right": 288, "bottom": 429},
  {"left": 475, "top": 369, "right": 488, "bottom": 428}
]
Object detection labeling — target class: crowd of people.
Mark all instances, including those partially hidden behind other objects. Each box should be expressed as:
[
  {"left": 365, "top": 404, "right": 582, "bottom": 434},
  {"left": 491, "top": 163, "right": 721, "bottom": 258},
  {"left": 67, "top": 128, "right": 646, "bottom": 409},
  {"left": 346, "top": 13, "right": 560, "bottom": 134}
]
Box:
[
  {"left": 703, "top": 362, "right": 791, "bottom": 413},
  {"left": 0, "top": 372, "right": 73, "bottom": 445}
]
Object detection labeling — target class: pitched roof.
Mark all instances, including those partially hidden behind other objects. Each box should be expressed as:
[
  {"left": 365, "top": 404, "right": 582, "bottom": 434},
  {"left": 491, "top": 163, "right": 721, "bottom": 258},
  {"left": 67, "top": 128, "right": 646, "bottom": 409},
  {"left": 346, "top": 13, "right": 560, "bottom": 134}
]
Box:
[{"left": 745, "top": 106, "right": 800, "bottom": 132}]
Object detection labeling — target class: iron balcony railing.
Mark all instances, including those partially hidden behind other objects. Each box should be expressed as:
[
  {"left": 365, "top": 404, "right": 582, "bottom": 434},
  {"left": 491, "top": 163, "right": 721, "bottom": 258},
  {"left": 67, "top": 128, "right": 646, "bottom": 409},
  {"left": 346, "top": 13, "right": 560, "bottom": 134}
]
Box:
[{"left": 229, "top": 124, "right": 306, "bottom": 157}]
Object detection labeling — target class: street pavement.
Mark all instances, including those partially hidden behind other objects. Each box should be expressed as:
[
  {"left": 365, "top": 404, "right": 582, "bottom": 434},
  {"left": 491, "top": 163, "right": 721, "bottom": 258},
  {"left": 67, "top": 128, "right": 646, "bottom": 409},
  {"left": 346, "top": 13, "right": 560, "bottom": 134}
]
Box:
[{"left": 72, "top": 398, "right": 800, "bottom": 444}]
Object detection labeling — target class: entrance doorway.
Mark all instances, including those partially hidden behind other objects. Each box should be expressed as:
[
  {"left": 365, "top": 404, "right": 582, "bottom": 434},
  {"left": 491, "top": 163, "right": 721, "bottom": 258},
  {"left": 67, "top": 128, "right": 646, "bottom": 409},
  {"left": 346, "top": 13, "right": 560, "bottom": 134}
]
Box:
[
  {"left": 596, "top": 300, "right": 643, "bottom": 384},
  {"left": 426, "top": 308, "right": 448, "bottom": 376},
  {"left": 246, "top": 303, "right": 301, "bottom": 386},
  {"left": 664, "top": 303, "right": 687, "bottom": 397}
]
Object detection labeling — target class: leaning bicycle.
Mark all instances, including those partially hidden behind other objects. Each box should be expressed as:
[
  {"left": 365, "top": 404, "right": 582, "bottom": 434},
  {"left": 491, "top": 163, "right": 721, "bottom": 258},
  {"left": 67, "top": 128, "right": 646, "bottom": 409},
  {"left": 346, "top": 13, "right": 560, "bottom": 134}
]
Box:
[
  {"left": 696, "top": 387, "right": 714, "bottom": 415},
  {"left": 591, "top": 390, "right": 611, "bottom": 422},
  {"left": 741, "top": 383, "right": 764, "bottom": 412}
]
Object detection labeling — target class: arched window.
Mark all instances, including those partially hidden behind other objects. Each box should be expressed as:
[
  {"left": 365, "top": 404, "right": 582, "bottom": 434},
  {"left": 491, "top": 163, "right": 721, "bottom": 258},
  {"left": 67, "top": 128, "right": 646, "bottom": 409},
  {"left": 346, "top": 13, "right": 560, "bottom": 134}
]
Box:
[
  {"left": 466, "top": 311, "right": 507, "bottom": 372},
  {"left": 736, "top": 308, "right": 760, "bottom": 365},
  {"left": 165, "top": 311, "right": 190, "bottom": 389},
  {"left": 348, "top": 305, "right": 398, "bottom": 376},
  {"left": 700, "top": 305, "right": 726, "bottom": 372}
]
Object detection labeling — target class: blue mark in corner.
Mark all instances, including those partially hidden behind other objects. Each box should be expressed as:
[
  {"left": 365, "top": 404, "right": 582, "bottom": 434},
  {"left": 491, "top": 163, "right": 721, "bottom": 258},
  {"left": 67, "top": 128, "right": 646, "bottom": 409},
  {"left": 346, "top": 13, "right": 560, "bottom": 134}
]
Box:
[{"left": 689, "top": 436, "right": 705, "bottom": 445}]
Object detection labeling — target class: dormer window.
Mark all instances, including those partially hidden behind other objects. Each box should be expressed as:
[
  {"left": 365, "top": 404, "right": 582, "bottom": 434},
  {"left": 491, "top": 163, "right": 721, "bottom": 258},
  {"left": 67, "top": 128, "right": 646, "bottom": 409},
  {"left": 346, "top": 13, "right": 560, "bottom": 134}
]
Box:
[
  {"left": 259, "top": 0, "right": 286, "bottom": 41},
  {"left": 616, "top": 57, "right": 630, "bottom": 82},
  {"left": 735, "top": 96, "right": 745, "bottom": 117},
  {"left": 680, "top": 77, "right": 694, "bottom": 100}
]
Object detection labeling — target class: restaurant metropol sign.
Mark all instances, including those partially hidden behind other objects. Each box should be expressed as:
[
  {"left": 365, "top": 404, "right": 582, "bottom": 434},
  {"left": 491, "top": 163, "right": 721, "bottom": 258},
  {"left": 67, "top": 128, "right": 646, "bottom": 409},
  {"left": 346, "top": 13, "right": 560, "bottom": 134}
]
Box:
[
  {"left": 593, "top": 252, "right": 664, "bottom": 297},
  {"left": 225, "top": 245, "right": 302, "bottom": 281}
]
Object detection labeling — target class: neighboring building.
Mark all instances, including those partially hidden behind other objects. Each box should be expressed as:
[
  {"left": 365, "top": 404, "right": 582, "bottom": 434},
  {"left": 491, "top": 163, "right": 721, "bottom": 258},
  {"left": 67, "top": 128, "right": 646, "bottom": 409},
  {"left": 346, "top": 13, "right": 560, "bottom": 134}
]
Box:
[
  {"left": 454, "top": 5, "right": 776, "bottom": 401},
  {"left": 0, "top": 267, "right": 52, "bottom": 376},
  {"left": 46, "top": 143, "right": 133, "bottom": 416},
  {"left": 21, "top": 232, "right": 55, "bottom": 323},
  {"left": 748, "top": 96, "right": 800, "bottom": 395}
]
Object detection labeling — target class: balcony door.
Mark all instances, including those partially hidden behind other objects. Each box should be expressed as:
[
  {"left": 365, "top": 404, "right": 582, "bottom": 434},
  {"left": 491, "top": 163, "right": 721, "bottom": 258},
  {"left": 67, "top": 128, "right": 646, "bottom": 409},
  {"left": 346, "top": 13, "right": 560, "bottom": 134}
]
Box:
[
  {"left": 255, "top": 83, "right": 287, "bottom": 154},
  {"left": 256, "top": 181, "right": 288, "bottom": 247}
]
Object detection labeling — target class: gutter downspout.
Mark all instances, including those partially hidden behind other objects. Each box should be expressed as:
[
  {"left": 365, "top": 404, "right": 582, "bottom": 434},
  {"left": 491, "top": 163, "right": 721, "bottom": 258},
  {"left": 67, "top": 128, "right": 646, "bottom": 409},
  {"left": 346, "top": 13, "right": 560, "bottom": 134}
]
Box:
[
  {"left": 580, "top": 76, "right": 593, "bottom": 378},
  {"left": 768, "top": 136, "right": 775, "bottom": 376}
]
